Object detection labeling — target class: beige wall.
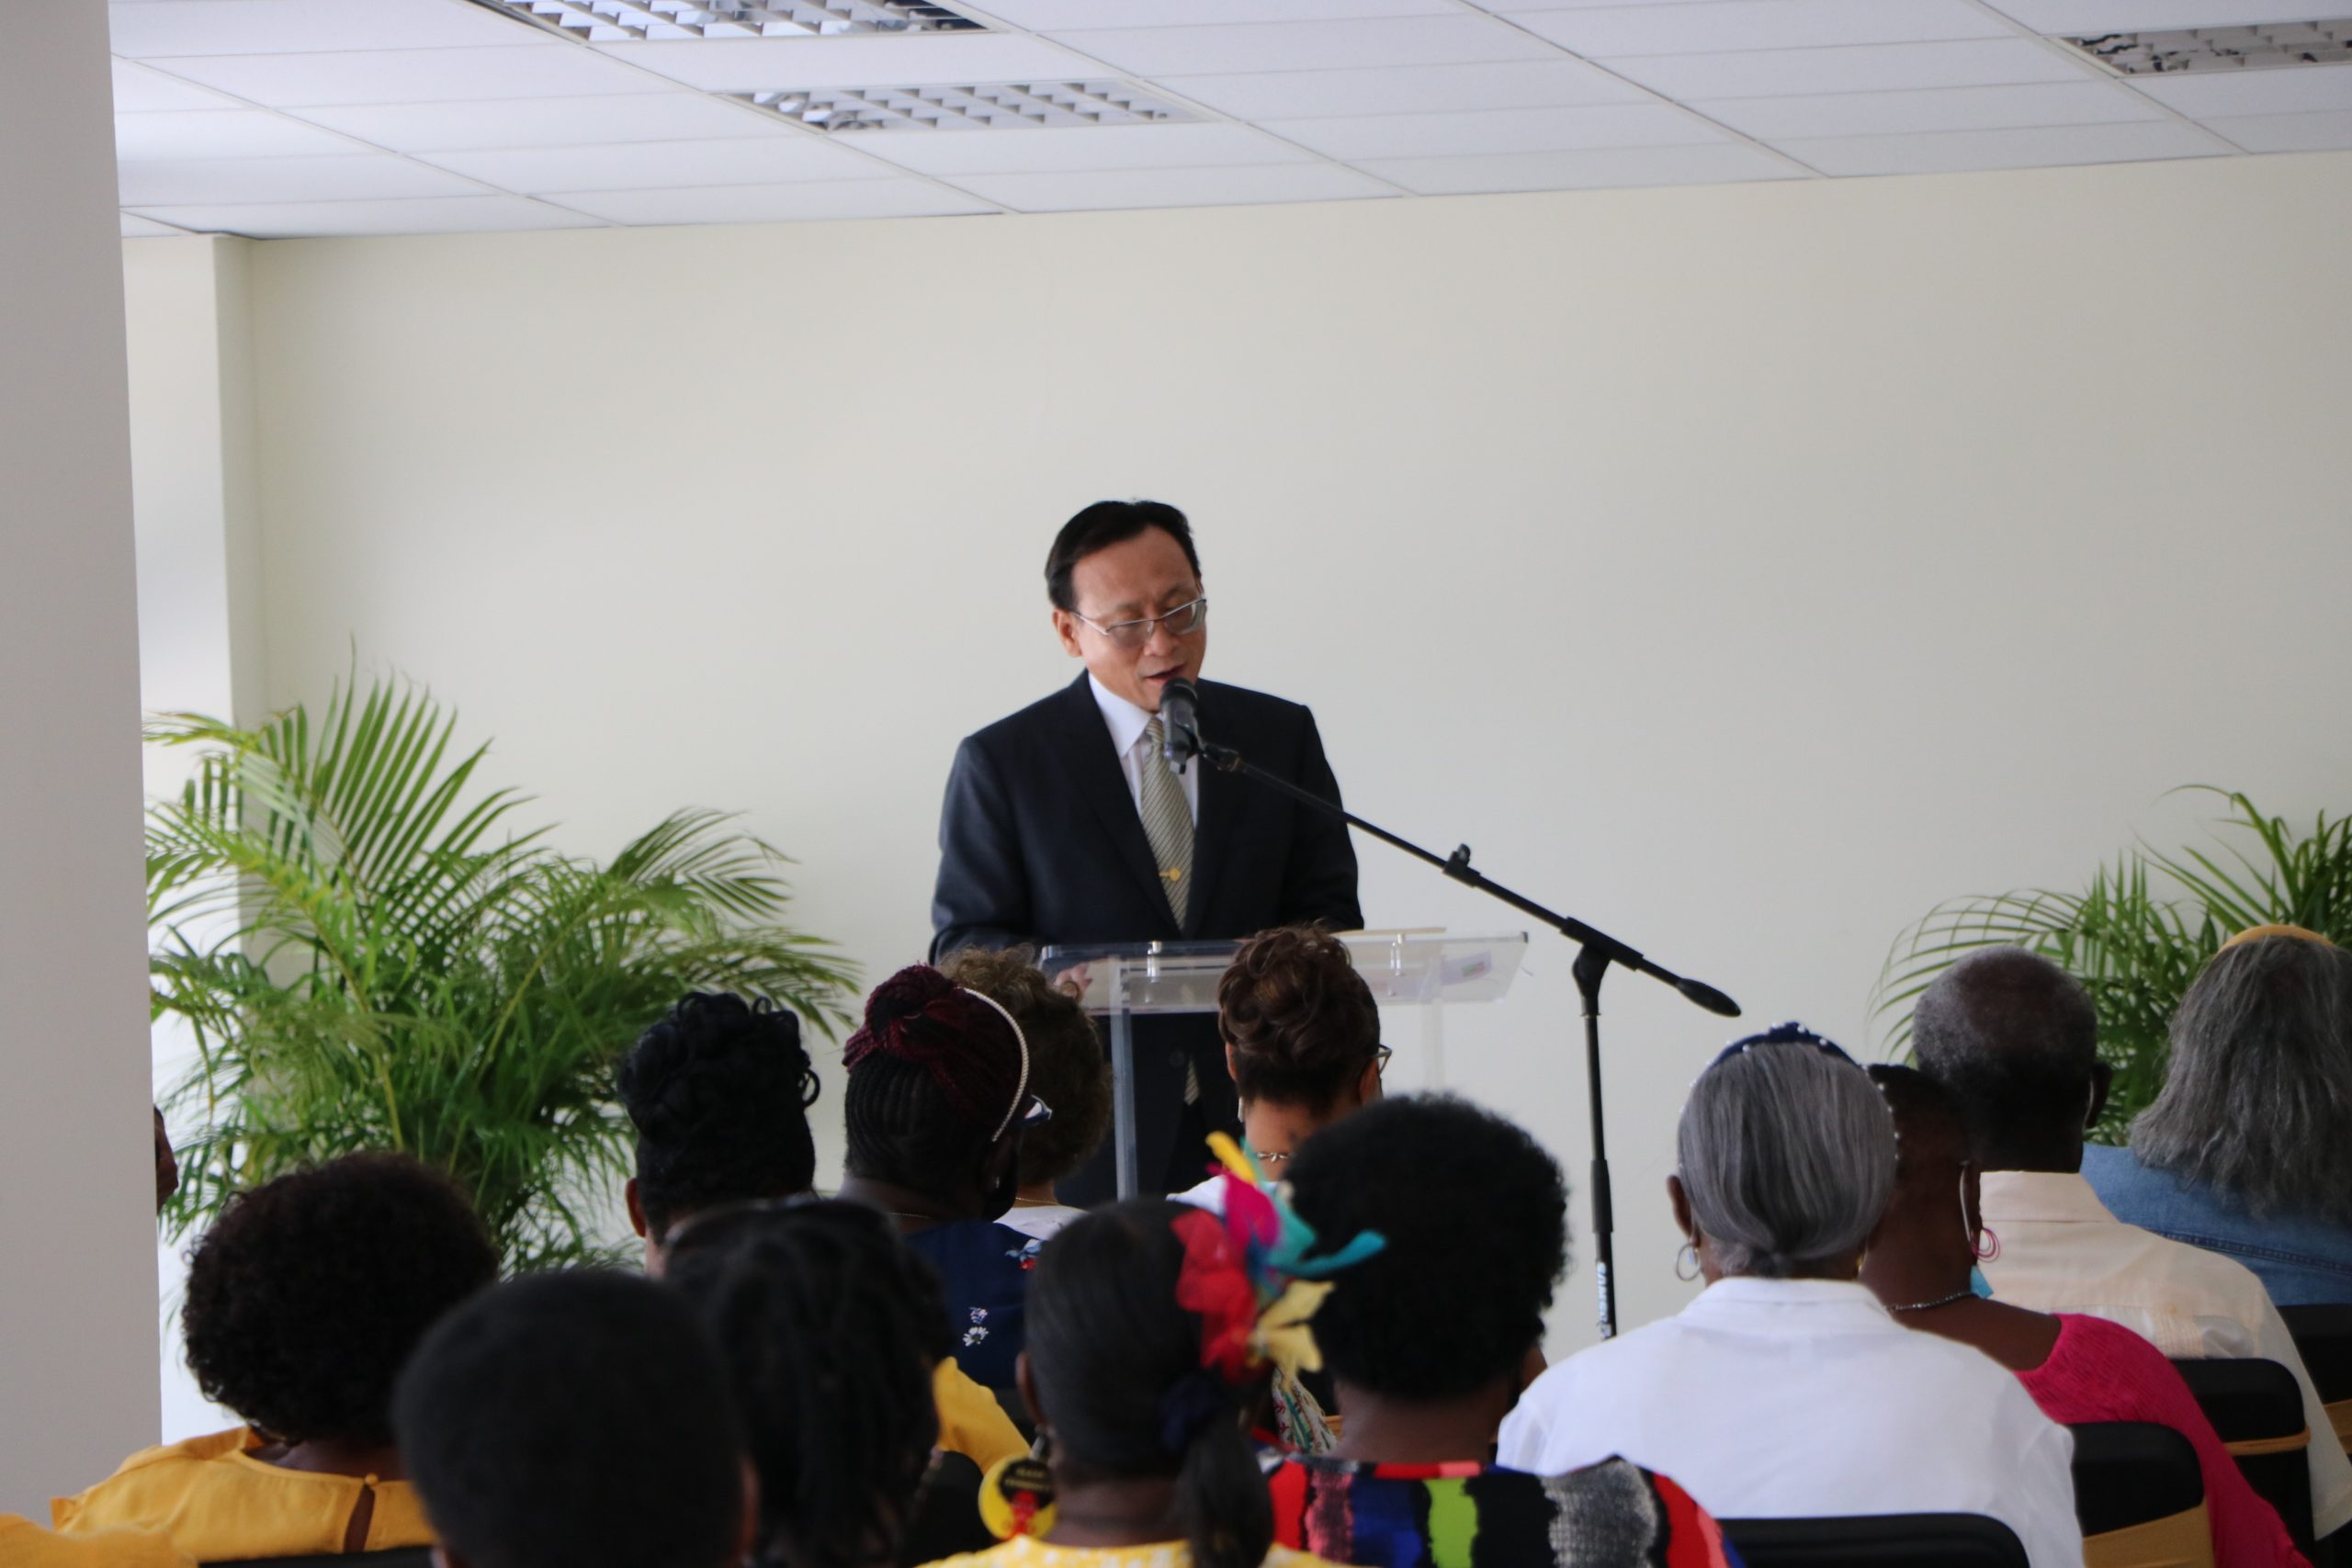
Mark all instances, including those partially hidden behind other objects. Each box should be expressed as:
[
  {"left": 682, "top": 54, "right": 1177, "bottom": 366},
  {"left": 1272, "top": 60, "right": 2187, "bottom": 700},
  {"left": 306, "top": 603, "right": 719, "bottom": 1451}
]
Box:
[
  {"left": 130, "top": 146, "right": 2352, "bottom": 1355},
  {"left": 3, "top": 0, "right": 161, "bottom": 1514}
]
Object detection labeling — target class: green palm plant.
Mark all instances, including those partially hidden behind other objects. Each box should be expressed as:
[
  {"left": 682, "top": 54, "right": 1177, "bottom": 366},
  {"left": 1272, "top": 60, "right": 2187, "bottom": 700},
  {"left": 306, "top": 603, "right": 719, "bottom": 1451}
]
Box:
[
  {"left": 1874, "top": 788, "right": 2352, "bottom": 1143},
  {"left": 147, "top": 670, "right": 857, "bottom": 1271}
]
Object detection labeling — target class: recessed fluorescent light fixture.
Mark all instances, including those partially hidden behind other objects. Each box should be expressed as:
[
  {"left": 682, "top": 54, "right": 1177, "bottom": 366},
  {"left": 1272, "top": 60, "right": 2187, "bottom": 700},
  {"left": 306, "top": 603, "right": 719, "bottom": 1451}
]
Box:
[
  {"left": 729, "top": 81, "right": 1195, "bottom": 131},
  {"left": 2067, "top": 19, "right": 2352, "bottom": 73},
  {"left": 476, "top": 0, "right": 983, "bottom": 42}
]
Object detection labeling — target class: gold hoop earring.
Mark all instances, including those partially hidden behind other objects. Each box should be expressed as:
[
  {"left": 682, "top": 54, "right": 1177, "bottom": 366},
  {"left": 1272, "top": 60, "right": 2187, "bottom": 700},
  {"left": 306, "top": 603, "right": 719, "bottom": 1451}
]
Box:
[{"left": 1674, "top": 1239, "right": 1702, "bottom": 1282}]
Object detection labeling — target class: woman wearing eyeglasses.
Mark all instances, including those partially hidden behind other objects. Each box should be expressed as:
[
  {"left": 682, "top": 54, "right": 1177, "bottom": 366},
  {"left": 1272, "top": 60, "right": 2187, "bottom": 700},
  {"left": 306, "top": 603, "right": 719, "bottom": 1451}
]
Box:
[
  {"left": 1497, "top": 1025, "right": 2086, "bottom": 1568},
  {"left": 840, "top": 964, "right": 1058, "bottom": 1396}
]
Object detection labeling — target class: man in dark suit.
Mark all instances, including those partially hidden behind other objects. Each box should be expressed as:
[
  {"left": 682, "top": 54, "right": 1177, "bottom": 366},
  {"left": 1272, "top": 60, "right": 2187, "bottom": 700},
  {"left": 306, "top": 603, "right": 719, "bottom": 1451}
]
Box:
[{"left": 930, "top": 500, "right": 1362, "bottom": 1199}]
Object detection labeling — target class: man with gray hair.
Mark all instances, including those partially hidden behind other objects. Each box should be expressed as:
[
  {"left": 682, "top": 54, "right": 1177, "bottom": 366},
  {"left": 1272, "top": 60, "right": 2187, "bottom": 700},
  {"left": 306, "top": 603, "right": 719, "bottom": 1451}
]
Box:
[{"left": 1914, "top": 947, "right": 2352, "bottom": 1542}]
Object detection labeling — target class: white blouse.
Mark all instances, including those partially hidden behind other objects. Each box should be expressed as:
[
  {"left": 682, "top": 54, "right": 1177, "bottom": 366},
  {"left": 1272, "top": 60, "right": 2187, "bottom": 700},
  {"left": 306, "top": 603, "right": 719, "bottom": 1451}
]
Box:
[{"left": 1497, "top": 1277, "right": 2085, "bottom": 1568}]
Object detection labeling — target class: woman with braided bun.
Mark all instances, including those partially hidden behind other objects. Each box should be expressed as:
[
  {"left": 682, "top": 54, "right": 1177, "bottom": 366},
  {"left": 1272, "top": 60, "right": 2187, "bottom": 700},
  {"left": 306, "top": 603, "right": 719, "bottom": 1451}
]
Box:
[
  {"left": 929, "top": 1195, "right": 1347, "bottom": 1568},
  {"left": 840, "top": 964, "right": 1054, "bottom": 1393}
]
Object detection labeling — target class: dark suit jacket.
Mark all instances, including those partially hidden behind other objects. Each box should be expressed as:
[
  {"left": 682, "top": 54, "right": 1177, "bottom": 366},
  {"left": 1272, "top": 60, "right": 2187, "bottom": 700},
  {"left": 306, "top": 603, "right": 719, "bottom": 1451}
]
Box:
[{"left": 930, "top": 673, "right": 1362, "bottom": 1190}]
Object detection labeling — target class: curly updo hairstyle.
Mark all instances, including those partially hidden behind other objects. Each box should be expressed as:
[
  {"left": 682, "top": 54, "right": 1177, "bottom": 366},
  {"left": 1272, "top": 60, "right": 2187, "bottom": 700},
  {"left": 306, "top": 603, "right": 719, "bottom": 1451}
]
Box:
[
  {"left": 1286, "top": 1095, "right": 1567, "bottom": 1401},
  {"left": 619, "top": 992, "right": 821, "bottom": 1235},
  {"left": 1026, "top": 1201, "right": 1271, "bottom": 1568},
  {"left": 183, "top": 1151, "right": 498, "bottom": 1448},
  {"left": 663, "top": 1200, "right": 948, "bottom": 1568},
  {"left": 842, "top": 964, "right": 1028, "bottom": 1200},
  {"left": 937, "top": 947, "right": 1109, "bottom": 1190},
  {"left": 1216, "top": 925, "right": 1379, "bottom": 1112}
]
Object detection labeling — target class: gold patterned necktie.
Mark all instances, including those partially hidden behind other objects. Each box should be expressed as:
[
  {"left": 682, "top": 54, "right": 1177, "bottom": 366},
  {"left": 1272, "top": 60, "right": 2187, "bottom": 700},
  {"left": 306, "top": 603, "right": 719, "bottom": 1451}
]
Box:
[{"left": 1137, "top": 716, "right": 1193, "bottom": 926}]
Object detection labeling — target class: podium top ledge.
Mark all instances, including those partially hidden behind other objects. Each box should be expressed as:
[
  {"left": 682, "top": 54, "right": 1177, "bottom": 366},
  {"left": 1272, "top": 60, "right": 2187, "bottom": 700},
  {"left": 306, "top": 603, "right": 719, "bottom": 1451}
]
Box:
[{"left": 1039, "top": 930, "right": 1526, "bottom": 1015}]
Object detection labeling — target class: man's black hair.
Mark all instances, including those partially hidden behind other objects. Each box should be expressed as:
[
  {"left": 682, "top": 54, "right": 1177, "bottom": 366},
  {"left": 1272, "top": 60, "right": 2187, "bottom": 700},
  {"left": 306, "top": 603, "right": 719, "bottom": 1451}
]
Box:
[
  {"left": 1284, "top": 1094, "right": 1568, "bottom": 1401},
  {"left": 181, "top": 1152, "right": 497, "bottom": 1447},
  {"left": 1045, "top": 500, "right": 1201, "bottom": 613},
  {"left": 1910, "top": 946, "right": 2102, "bottom": 1170},
  {"left": 663, "top": 1201, "right": 947, "bottom": 1568},
  {"left": 393, "top": 1270, "right": 744, "bottom": 1568},
  {"left": 619, "top": 992, "right": 820, "bottom": 1235}
]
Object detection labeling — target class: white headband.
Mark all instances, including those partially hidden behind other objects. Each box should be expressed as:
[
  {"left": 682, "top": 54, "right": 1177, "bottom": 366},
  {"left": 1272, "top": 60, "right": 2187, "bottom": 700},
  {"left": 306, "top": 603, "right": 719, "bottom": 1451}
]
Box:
[{"left": 962, "top": 987, "right": 1033, "bottom": 1142}]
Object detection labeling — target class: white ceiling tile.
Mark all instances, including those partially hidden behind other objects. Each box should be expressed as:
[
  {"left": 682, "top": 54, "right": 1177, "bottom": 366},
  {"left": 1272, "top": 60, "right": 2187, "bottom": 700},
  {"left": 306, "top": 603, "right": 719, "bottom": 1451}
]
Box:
[
  {"left": 944, "top": 161, "right": 1392, "bottom": 212},
  {"left": 120, "top": 213, "right": 191, "bottom": 238},
  {"left": 288, "top": 91, "right": 779, "bottom": 151},
  {"left": 415, "top": 135, "right": 879, "bottom": 192},
  {"left": 1046, "top": 17, "right": 1553, "bottom": 77},
  {"left": 1775, "top": 118, "right": 2226, "bottom": 175},
  {"left": 848, "top": 121, "right": 1317, "bottom": 176},
  {"left": 1167, "top": 60, "right": 1650, "bottom": 119},
  {"left": 1606, "top": 38, "right": 2097, "bottom": 100},
  {"left": 1354, "top": 141, "right": 1798, "bottom": 192},
  {"left": 2129, "top": 63, "right": 2352, "bottom": 119},
  {"left": 109, "top": 0, "right": 529, "bottom": 60},
  {"left": 116, "top": 108, "right": 362, "bottom": 161},
  {"left": 157, "top": 45, "right": 672, "bottom": 107},
  {"left": 1977, "top": 0, "right": 2348, "bottom": 33},
  {"left": 114, "top": 60, "right": 242, "bottom": 113},
  {"left": 1261, "top": 102, "right": 1723, "bottom": 159},
  {"left": 120, "top": 152, "right": 489, "bottom": 206},
  {"left": 2201, "top": 108, "right": 2352, "bottom": 152},
  {"left": 547, "top": 179, "right": 993, "bottom": 224},
  {"left": 125, "top": 194, "right": 598, "bottom": 238},
  {"left": 590, "top": 34, "right": 1094, "bottom": 92},
  {"left": 1506, "top": 1, "right": 2013, "bottom": 59},
  {"left": 977, "top": 0, "right": 1449, "bottom": 25},
  {"left": 1693, "top": 80, "right": 2162, "bottom": 139}
]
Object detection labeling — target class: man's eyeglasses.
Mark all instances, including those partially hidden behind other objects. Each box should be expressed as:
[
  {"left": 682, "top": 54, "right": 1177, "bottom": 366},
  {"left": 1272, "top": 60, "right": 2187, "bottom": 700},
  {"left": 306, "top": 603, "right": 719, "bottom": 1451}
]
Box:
[{"left": 1071, "top": 595, "right": 1208, "bottom": 650}]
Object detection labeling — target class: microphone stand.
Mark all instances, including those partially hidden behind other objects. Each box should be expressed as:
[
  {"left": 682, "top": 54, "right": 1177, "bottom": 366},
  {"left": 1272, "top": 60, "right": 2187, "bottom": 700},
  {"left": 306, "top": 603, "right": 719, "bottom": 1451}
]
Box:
[{"left": 1182, "top": 726, "right": 1738, "bottom": 1339}]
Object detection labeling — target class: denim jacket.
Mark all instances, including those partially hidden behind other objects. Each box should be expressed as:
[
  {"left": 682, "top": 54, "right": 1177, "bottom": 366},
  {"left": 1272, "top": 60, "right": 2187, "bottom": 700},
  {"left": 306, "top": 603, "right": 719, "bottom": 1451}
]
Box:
[{"left": 2083, "top": 1143, "right": 2352, "bottom": 1306}]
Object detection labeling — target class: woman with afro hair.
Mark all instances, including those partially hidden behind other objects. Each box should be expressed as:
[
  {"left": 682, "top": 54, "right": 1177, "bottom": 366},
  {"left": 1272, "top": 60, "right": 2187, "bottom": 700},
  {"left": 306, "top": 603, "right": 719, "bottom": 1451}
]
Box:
[
  {"left": 52, "top": 1152, "right": 497, "bottom": 1560},
  {"left": 839, "top": 964, "right": 1050, "bottom": 1393}
]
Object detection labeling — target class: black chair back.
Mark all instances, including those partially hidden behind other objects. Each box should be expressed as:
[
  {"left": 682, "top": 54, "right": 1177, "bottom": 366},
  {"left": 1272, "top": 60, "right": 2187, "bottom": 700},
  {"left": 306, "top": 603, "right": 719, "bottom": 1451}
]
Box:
[
  {"left": 1718, "top": 1513, "right": 2028, "bottom": 1567},
  {"left": 2169, "top": 1356, "right": 2313, "bottom": 1557},
  {"left": 207, "top": 1553, "right": 432, "bottom": 1568},
  {"left": 2282, "top": 1305, "right": 2352, "bottom": 1450},
  {"left": 2069, "top": 1420, "right": 2205, "bottom": 1535}
]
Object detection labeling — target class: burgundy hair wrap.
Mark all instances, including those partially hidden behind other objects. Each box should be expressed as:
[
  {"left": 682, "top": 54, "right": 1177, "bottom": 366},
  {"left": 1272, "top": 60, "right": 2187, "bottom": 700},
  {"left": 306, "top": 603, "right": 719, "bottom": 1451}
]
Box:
[{"left": 843, "top": 965, "right": 1021, "bottom": 1132}]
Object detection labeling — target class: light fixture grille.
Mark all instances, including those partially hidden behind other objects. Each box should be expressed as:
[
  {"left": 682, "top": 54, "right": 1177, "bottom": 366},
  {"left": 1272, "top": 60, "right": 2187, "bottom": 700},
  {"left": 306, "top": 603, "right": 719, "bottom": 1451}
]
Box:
[
  {"left": 481, "top": 0, "right": 984, "bottom": 42},
  {"left": 729, "top": 81, "right": 1196, "bottom": 131},
  {"left": 2068, "top": 20, "right": 2352, "bottom": 74}
]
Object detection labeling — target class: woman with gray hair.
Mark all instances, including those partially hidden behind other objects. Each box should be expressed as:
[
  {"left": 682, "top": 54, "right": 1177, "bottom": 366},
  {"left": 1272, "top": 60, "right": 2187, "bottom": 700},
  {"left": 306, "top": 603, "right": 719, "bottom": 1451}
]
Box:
[
  {"left": 1498, "top": 1024, "right": 2085, "bottom": 1568},
  {"left": 2086, "top": 926, "right": 2352, "bottom": 1305}
]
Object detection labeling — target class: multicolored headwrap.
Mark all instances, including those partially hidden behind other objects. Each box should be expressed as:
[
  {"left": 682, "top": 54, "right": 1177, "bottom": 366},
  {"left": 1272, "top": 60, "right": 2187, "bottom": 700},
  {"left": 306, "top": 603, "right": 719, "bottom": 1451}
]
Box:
[{"left": 1170, "top": 1133, "right": 1385, "bottom": 1389}]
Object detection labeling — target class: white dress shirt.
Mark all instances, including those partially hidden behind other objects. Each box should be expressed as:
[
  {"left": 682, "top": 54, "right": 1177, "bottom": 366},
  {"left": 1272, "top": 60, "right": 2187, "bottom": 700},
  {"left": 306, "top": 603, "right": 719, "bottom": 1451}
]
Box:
[
  {"left": 1498, "top": 1278, "right": 2085, "bottom": 1568},
  {"left": 1980, "top": 1168, "right": 2352, "bottom": 1538},
  {"left": 1090, "top": 673, "right": 1199, "bottom": 826}
]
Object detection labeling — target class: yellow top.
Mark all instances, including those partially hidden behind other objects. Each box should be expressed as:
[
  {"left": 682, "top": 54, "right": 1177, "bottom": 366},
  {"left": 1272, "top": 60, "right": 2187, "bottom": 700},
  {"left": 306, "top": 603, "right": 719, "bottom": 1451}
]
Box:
[
  {"left": 935, "top": 1359, "right": 1027, "bottom": 1472},
  {"left": 0, "top": 1514, "right": 192, "bottom": 1568},
  {"left": 922, "top": 1538, "right": 1336, "bottom": 1568},
  {"left": 50, "top": 1427, "right": 433, "bottom": 1562}
]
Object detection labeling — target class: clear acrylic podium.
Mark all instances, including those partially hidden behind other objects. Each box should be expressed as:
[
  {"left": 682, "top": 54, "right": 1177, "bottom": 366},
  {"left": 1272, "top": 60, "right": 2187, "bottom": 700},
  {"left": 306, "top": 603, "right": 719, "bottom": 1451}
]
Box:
[{"left": 1039, "top": 930, "right": 1528, "bottom": 1198}]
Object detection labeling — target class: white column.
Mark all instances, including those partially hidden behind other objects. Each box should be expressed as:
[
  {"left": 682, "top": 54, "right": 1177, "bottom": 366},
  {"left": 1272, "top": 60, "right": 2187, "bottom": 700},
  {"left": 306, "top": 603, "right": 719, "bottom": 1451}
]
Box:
[{"left": 0, "top": 0, "right": 167, "bottom": 1518}]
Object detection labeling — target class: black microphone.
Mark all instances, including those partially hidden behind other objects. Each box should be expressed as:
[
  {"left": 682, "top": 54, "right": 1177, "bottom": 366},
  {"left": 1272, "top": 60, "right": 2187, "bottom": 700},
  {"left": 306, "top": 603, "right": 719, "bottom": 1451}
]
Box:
[
  {"left": 1677, "top": 977, "right": 1742, "bottom": 1018},
  {"left": 1159, "top": 678, "right": 1201, "bottom": 770}
]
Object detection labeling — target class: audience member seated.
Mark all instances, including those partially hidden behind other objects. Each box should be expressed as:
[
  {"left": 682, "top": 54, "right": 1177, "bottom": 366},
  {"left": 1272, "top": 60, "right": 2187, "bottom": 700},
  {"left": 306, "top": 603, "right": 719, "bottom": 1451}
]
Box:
[
  {"left": 0, "top": 1517, "right": 188, "bottom": 1568},
  {"left": 620, "top": 989, "right": 820, "bottom": 1275},
  {"left": 931, "top": 1198, "right": 1341, "bottom": 1568},
  {"left": 663, "top": 1197, "right": 1003, "bottom": 1568},
  {"left": 1864, "top": 1064, "right": 2305, "bottom": 1568},
  {"left": 839, "top": 964, "right": 1052, "bottom": 1392},
  {"left": 1179, "top": 926, "right": 1385, "bottom": 1205},
  {"left": 940, "top": 947, "right": 1114, "bottom": 1243},
  {"left": 621, "top": 988, "right": 1023, "bottom": 1472},
  {"left": 1277, "top": 1093, "right": 1740, "bottom": 1567},
  {"left": 1498, "top": 1023, "right": 2084, "bottom": 1568},
  {"left": 1914, "top": 947, "right": 2352, "bottom": 1540},
  {"left": 51, "top": 1152, "right": 497, "bottom": 1558},
  {"left": 393, "top": 1269, "right": 752, "bottom": 1568},
  {"left": 2085, "top": 928, "right": 2352, "bottom": 1308}
]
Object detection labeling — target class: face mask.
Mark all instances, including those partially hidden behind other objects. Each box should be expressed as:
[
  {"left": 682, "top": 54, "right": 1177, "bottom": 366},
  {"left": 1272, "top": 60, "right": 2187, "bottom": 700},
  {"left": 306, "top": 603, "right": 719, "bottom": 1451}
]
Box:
[
  {"left": 1971, "top": 1265, "right": 1996, "bottom": 1299},
  {"left": 1961, "top": 1168, "right": 1993, "bottom": 1297}
]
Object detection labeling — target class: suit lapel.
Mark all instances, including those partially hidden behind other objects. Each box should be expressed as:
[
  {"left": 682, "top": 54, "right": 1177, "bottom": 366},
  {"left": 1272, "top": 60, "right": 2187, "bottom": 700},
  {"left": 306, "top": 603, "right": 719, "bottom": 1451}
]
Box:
[
  {"left": 1049, "top": 676, "right": 1180, "bottom": 931},
  {"left": 1183, "top": 682, "right": 1241, "bottom": 938}
]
